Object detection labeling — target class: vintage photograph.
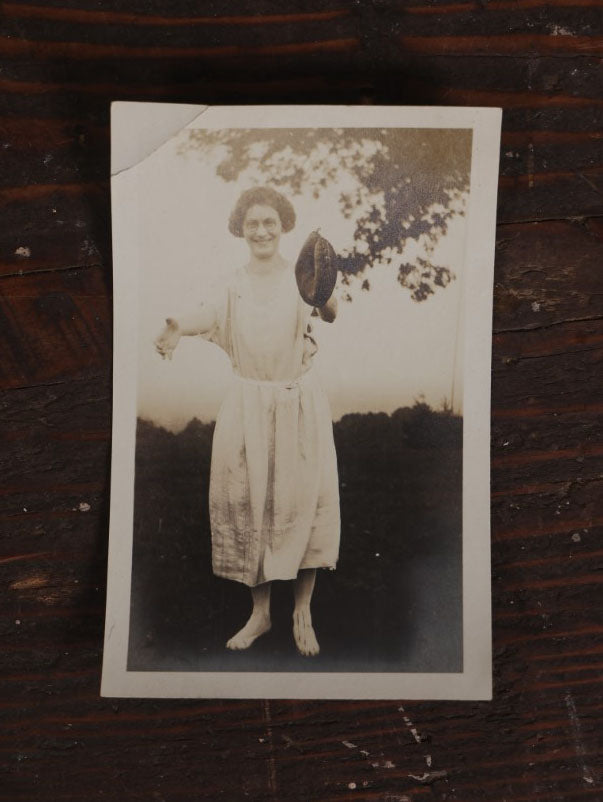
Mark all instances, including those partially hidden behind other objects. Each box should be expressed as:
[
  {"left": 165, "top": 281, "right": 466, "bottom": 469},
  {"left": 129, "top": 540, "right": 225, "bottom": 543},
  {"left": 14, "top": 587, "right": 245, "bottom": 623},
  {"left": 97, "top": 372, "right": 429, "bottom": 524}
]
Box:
[{"left": 102, "top": 105, "right": 499, "bottom": 699}]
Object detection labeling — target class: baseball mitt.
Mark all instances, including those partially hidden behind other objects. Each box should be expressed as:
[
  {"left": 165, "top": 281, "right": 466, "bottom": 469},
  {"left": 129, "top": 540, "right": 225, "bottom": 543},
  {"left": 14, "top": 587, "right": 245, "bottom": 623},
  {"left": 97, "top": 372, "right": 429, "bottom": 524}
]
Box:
[{"left": 294, "top": 230, "right": 338, "bottom": 307}]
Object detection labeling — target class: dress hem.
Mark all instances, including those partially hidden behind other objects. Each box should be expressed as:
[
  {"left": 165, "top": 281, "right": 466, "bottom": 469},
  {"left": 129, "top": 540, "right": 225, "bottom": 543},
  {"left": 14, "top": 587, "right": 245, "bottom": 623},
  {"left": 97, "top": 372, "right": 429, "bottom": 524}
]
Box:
[{"left": 213, "top": 562, "right": 338, "bottom": 588}]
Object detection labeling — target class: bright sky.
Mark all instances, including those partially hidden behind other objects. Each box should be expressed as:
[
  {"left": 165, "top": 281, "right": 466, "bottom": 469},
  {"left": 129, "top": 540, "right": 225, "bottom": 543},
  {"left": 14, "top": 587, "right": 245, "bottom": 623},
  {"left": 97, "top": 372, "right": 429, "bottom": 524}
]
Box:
[{"left": 135, "top": 129, "right": 467, "bottom": 431}]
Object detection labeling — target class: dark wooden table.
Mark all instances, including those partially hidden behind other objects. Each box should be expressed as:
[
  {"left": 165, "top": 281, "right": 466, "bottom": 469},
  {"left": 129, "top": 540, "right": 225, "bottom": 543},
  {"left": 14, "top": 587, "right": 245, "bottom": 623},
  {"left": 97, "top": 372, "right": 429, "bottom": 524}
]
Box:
[{"left": 1, "top": 2, "right": 602, "bottom": 799}]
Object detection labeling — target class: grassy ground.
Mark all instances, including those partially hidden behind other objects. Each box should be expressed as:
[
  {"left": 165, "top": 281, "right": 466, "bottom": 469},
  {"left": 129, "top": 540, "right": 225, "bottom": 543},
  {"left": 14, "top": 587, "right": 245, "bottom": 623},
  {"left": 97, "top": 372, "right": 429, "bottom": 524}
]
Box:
[{"left": 128, "top": 404, "right": 463, "bottom": 673}]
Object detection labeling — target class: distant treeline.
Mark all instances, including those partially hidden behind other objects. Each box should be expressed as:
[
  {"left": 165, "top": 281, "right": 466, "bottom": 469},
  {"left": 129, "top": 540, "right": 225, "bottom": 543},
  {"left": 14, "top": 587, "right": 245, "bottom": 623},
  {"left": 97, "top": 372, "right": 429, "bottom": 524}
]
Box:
[{"left": 137, "top": 399, "right": 462, "bottom": 456}]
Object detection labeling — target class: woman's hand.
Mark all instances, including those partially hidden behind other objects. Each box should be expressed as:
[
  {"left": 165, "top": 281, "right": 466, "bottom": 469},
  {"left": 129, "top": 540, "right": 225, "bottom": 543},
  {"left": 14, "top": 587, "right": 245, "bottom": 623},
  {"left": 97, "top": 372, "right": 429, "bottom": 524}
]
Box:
[
  {"left": 154, "top": 318, "right": 181, "bottom": 360},
  {"left": 317, "top": 294, "right": 337, "bottom": 323}
]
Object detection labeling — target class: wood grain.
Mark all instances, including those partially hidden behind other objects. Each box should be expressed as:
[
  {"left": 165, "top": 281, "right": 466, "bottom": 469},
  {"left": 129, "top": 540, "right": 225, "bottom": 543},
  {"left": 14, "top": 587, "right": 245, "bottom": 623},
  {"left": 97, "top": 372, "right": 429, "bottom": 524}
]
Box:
[{"left": 1, "top": 0, "right": 602, "bottom": 800}]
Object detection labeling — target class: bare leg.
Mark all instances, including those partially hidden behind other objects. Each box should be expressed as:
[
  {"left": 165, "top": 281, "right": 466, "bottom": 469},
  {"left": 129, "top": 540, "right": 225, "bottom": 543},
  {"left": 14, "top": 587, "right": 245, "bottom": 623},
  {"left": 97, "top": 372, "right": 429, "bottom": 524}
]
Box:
[
  {"left": 226, "top": 581, "right": 272, "bottom": 650},
  {"left": 293, "top": 568, "right": 320, "bottom": 656}
]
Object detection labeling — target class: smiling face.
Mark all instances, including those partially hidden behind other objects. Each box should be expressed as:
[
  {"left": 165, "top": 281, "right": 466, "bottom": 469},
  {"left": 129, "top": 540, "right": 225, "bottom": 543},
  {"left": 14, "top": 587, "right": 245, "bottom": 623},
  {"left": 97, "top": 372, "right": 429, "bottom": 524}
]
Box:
[{"left": 242, "top": 204, "right": 283, "bottom": 260}]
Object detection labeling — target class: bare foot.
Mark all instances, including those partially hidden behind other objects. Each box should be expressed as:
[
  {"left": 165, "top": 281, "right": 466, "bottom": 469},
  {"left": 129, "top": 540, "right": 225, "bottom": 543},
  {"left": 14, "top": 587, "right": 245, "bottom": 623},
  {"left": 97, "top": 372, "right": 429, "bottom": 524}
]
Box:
[
  {"left": 226, "top": 612, "right": 271, "bottom": 651},
  {"left": 293, "top": 608, "right": 320, "bottom": 656}
]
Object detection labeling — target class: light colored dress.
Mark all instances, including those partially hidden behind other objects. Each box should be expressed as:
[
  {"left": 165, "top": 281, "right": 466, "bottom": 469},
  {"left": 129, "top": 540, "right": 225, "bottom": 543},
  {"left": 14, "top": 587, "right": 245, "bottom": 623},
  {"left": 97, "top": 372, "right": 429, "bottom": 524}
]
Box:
[{"left": 203, "top": 265, "right": 340, "bottom": 587}]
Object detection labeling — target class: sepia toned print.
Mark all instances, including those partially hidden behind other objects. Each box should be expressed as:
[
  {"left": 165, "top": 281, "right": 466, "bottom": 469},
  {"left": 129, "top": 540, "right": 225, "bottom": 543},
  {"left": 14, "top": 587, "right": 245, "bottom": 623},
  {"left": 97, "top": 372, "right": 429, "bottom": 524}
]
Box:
[{"left": 102, "top": 104, "right": 500, "bottom": 699}]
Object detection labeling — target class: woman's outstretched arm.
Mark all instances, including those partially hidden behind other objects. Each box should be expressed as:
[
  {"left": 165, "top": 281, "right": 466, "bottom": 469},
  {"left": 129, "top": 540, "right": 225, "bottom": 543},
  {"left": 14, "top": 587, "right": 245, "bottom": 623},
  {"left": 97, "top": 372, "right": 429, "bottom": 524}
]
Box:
[
  {"left": 154, "top": 302, "right": 217, "bottom": 359},
  {"left": 173, "top": 302, "right": 217, "bottom": 336}
]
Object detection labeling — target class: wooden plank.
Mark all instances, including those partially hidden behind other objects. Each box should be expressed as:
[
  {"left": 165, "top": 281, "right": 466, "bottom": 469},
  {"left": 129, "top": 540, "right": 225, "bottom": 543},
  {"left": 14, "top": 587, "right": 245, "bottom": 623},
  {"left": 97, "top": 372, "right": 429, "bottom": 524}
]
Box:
[
  {"left": 2, "top": 3, "right": 602, "bottom": 44},
  {"left": 0, "top": 35, "right": 362, "bottom": 60},
  {"left": 0, "top": 51, "right": 601, "bottom": 98},
  {"left": 2, "top": 5, "right": 353, "bottom": 27}
]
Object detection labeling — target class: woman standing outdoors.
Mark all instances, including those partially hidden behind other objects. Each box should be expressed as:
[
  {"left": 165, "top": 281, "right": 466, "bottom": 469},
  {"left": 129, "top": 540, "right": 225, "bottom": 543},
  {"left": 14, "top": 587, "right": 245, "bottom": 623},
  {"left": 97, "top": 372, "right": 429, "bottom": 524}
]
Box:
[{"left": 154, "top": 187, "right": 340, "bottom": 657}]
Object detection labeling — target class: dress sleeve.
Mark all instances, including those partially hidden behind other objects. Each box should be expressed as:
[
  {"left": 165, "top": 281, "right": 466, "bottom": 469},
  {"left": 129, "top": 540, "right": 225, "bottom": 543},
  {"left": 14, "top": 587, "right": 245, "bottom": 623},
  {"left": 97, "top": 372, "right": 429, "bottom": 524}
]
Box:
[{"left": 201, "top": 280, "right": 230, "bottom": 355}]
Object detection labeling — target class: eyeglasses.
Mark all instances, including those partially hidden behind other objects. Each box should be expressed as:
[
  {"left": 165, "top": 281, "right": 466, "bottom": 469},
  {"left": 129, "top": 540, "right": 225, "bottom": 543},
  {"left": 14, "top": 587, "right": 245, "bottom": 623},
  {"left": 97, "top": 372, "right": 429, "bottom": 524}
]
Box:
[{"left": 244, "top": 219, "right": 279, "bottom": 233}]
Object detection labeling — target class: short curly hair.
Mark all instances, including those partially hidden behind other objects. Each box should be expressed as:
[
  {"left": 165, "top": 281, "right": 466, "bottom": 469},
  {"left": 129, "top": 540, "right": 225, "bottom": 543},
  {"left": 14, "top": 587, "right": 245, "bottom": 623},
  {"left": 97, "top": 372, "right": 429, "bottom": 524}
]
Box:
[{"left": 228, "top": 186, "right": 296, "bottom": 237}]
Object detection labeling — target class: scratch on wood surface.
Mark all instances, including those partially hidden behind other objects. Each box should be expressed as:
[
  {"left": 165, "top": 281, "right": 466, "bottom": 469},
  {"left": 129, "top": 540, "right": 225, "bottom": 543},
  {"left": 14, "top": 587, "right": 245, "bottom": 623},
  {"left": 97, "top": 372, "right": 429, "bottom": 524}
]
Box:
[
  {"left": 398, "top": 705, "right": 423, "bottom": 744},
  {"left": 9, "top": 575, "right": 48, "bottom": 590},
  {"left": 527, "top": 141, "right": 535, "bottom": 189},
  {"left": 408, "top": 769, "right": 449, "bottom": 784},
  {"left": 494, "top": 313, "right": 603, "bottom": 336},
  {"left": 398, "top": 706, "right": 449, "bottom": 787},
  {"left": 262, "top": 699, "right": 278, "bottom": 798},
  {"left": 577, "top": 171, "right": 602, "bottom": 195},
  {"left": 0, "top": 551, "right": 51, "bottom": 566},
  {"left": 565, "top": 691, "right": 596, "bottom": 785}
]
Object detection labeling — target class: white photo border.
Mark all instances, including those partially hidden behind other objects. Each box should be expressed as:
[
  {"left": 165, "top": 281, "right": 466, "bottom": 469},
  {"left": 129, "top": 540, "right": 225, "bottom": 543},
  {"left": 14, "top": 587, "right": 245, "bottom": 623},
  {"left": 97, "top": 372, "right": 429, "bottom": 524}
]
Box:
[{"left": 101, "top": 103, "right": 501, "bottom": 700}]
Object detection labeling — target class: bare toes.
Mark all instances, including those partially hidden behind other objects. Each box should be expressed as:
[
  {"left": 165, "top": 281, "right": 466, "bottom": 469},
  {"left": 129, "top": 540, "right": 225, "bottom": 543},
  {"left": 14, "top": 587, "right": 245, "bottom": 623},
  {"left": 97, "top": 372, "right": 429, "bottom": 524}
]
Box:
[
  {"left": 226, "top": 636, "right": 250, "bottom": 651},
  {"left": 293, "top": 610, "right": 320, "bottom": 657},
  {"left": 226, "top": 615, "right": 271, "bottom": 651}
]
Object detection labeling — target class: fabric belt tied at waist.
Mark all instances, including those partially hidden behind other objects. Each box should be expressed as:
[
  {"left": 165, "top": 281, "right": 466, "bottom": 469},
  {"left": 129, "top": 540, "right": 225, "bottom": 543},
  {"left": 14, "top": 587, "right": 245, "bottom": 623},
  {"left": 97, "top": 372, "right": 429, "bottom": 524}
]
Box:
[{"left": 233, "top": 369, "right": 312, "bottom": 391}]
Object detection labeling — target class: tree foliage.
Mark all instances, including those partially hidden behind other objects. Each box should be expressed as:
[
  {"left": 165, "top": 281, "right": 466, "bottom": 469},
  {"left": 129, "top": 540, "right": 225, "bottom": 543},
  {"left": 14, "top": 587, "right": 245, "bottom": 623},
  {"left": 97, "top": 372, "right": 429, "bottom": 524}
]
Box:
[{"left": 179, "top": 127, "right": 472, "bottom": 302}]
